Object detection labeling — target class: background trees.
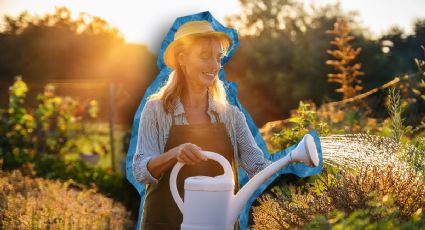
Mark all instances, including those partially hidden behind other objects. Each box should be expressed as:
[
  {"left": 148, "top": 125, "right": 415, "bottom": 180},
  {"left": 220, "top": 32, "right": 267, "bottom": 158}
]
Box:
[{"left": 224, "top": 0, "right": 425, "bottom": 125}]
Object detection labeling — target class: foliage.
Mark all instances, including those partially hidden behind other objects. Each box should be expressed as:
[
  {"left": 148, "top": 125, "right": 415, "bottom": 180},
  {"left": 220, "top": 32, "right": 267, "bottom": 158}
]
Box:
[
  {"left": 0, "top": 77, "right": 139, "bottom": 214},
  {"left": 0, "top": 169, "right": 133, "bottom": 229},
  {"left": 224, "top": 1, "right": 352, "bottom": 124},
  {"left": 397, "top": 136, "right": 425, "bottom": 178},
  {"left": 33, "top": 153, "right": 139, "bottom": 211},
  {"left": 3, "top": 6, "right": 123, "bottom": 39},
  {"left": 386, "top": 87, "right": 407, "bottom": 143},
  {"left": 1, "top": 76, "right": 102, "bottom": 171},
  {"left": 326, "top": 18, "right": 364, "bottom": 100},
  {"left": 316, "top": 102, "right": 372, "bottom": 134},
  {"left": 415, "top": 46, "right": 425, "bottom": 101},
  {"left": 383, "top": 77, "right": 425, "bottom": 176},
  {"left": 271, "top": 101, "right": 330, "bottom": 150},
  {"left": 306, "top": 197, "right": 425, "bottom": 230},
  {"left": 0, "top": 6, "right": 126, "bottom": 85},
  {"left": 395, "top": 46, "right": 425, "bottom": 128},
  {"left": 223, "top": 0, "right": 425, "bottom": 124},
  {"left": 412, "top": 46, "right": 425, "bottom": 101},
  {"left": 251, "top": 164, "right": 425, "bottom": 229},
  {"left": 1, "top": 76, "right": 36, "bottom": 168},
  {"left": 325, "top": 165, "right": 424, "bottom": 218},
  {"left": 0, "top": 7, "right": 158, "bottom": 126}
]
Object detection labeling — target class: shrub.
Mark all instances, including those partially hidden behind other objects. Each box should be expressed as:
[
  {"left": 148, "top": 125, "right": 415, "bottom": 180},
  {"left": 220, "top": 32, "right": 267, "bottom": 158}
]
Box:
[
  {"left": 251, "top": 165, "right": 425, "bottom": 229},
  {"left": 1, "top": 76, "right": 102, "bottom": 171},
  {"left": 271, "top": 101, "right": 330, "bottom": 151},
  {"left": 0, "top": 77, "right": 139, "bottom": 218},
  {"left": 306, "top": 196, "right": 425, "bottom": 230},
  {"left": 0, "top": 169, "right": 133, "bottom": 229},
  {"left": 33, "top": 154, "right": 139, "bottom": 210}
]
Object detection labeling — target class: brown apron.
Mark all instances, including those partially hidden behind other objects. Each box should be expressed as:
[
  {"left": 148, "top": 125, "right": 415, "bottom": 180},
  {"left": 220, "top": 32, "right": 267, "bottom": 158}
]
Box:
[{"left": 140, "top": 111, "right": 240, "bottom": 230}]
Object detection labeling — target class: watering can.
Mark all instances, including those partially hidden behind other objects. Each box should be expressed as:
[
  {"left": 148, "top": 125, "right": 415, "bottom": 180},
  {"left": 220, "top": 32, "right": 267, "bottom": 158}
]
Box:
[{"left": 169, "top": 133, "right": 320, "bottom": 230}]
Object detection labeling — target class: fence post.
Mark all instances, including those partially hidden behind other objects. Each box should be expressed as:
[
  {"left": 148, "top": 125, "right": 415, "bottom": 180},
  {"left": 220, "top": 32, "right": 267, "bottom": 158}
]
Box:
[{"left": 108, "top": 81, "right": 116, "bottom": 172}]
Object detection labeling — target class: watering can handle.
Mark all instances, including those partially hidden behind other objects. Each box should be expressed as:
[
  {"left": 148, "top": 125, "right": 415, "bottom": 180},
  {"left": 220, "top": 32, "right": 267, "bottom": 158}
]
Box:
[{"left": 169, "top": 150, "right": 234, "bottom": 213}]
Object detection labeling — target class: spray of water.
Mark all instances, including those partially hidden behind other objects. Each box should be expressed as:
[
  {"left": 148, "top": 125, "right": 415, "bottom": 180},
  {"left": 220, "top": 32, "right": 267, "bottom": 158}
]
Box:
[{"left": 320, "top": 134, "right": 416, "bottom": 172}]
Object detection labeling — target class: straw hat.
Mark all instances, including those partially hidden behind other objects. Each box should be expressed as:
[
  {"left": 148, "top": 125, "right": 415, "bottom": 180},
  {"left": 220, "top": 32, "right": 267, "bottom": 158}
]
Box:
[{"left": 163, "top": 20, "right": 232, "bottom": 69}]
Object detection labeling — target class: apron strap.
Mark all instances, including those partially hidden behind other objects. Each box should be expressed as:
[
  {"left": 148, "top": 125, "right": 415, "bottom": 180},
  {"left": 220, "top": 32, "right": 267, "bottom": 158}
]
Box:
[
  {"left": 171, "top": 110, "right": 222, "bottom": 125},
  {"left": 171, "top": 112, "right": 176, "bottom": 126},
  {"left": 211, "top": 110, "right": 221, "bottom": 123}
]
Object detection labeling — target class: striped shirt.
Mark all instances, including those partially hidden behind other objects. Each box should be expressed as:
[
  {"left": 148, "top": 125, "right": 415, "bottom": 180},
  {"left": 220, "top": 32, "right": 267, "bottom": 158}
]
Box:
[{"left": 132, "top": 93, "right": 272, "bottom": 184}]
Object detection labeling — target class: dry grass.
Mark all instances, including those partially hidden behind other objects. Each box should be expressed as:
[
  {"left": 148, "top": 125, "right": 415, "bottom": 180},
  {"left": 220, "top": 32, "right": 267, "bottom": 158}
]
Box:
[
  {"left": 0, "top": 169, "right": 133, "bottom": 229},
  {"left": 327, "top": 164, "right": 425, "bottom": 218},
  {"left": 251, "top": 164, "right": 425, "bottom": 229}
]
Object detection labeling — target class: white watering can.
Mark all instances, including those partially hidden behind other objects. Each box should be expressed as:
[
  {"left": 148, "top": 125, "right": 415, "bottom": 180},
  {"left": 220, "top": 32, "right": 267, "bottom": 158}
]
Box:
[{"left": 169, "top": 133, "right": 320, "bottom": 230}]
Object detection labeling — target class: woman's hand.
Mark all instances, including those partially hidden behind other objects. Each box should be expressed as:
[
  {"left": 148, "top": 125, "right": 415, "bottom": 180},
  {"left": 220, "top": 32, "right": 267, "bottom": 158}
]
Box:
[{"left": 174, "top": 143, "right": 208, "bottom": 165}]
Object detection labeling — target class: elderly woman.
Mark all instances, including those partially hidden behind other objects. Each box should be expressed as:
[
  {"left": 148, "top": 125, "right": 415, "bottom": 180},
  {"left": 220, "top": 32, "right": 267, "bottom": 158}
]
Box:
[{"left": 132, "top": 20, "right": 272, "bottom": 229}]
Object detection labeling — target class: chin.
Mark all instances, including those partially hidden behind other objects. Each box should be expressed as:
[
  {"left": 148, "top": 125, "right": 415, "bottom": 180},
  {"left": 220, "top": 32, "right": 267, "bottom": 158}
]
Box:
[{"left": 201, "top": 77, "right": 215, "bottom": 87}]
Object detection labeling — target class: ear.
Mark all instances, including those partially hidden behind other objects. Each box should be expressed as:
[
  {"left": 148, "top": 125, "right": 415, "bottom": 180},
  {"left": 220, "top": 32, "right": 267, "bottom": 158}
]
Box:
[{"left": 177, "top": 52, "right": 186, "bottom": 68}]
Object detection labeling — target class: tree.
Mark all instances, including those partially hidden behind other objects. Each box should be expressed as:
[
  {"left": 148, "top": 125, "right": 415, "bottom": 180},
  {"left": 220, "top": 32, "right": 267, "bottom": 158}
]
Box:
[
  {"left": 224, "top": 0, "right": 352, "bottom": 124},
  {"left": 0, "top": 7, "right": 158, "bottom": 125}
]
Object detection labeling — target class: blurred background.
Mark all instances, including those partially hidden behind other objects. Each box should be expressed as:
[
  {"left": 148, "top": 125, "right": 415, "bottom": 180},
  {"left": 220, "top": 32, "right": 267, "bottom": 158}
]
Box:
[{"left": 1, "top": 0, "right": 424, "bottom": 229}]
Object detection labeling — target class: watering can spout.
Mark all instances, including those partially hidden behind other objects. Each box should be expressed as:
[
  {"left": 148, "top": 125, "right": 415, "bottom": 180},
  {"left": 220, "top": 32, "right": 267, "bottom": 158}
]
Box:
[{"left": 229, "top": 133, "right": 320, "bottom": 224}]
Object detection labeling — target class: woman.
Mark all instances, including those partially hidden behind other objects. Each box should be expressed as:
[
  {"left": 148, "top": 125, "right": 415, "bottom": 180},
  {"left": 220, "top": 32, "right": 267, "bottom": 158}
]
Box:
[{"left": 132, "top": 20, "right": 272, "bottom": 229}]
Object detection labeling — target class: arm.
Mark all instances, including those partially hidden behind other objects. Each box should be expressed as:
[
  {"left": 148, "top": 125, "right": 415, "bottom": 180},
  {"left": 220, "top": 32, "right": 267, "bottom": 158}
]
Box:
[
  {"left": 132, "top": 100, "right": 163, "bottom": 184},
  {"left": 234, "top": 109, "right": 272, "bottom": 179},
  {"left": 132, "top": 100, "right": 207, "bottom": 184}
]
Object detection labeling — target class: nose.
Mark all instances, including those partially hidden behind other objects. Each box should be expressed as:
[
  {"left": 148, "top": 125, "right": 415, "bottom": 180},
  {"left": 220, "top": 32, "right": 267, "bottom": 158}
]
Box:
[{"left": 210, "top": 58, "right": 221, "bottom": 72}]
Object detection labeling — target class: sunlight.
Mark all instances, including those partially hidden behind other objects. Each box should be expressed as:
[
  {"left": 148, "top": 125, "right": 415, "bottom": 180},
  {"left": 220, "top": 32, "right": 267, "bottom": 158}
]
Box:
[{"left": 0, "top": 0, "right": 242, "bottom": 52}]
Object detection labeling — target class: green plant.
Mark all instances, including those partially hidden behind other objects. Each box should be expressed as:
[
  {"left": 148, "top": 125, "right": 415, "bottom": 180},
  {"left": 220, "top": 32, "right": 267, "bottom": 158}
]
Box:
[
  {"left": 1, "top": 76, "right": 36, "bottom": 169},
  {"left": 1, "top": 77, "right": 102, "bottom": 171},
  {"left": 0, "top": 77, "right": 139, "bottom": 215},
  {"left": 386, "top": 87, "right": 408, "bottom": 143},
  {"left": 400, "top": 136, "right": 425, "bottom": 177},
  {"left": 271, "top": 101, "right": 330, "bottom": 150},
  {"left": 34, "top": 84, "right": 81, "bottom": 157}
]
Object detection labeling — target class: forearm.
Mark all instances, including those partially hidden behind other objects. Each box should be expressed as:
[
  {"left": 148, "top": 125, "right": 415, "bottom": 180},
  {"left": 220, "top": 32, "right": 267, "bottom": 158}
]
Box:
[{"left": 147, "top": 148, "right": 178, "bottom": 179}]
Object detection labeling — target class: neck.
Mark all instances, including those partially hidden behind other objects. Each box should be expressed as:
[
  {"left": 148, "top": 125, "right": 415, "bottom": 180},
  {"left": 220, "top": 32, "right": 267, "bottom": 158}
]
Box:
[{"left": 181, "top": 87, "right": 208, "bottom": 109}]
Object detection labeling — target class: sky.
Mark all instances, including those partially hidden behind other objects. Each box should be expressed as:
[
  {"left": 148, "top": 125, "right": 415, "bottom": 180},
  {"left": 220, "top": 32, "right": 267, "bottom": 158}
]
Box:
[{"left": 0, "top": 0, "right": 424, "bottom": 53}]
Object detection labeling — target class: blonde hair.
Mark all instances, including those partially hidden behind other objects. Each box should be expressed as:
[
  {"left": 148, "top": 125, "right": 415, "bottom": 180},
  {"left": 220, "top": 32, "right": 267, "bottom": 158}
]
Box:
[{"left": 149, "top": 34, "right": 231, "bottom": 113}]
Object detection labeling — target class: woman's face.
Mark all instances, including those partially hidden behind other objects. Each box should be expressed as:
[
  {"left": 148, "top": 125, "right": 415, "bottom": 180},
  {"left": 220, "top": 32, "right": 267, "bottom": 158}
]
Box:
[{"left": 179, "top": 37, "right": 223, "bottom": 90}]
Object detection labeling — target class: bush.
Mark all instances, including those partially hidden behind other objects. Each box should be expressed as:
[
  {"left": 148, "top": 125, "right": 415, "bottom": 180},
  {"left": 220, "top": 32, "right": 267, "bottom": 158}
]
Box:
[
  {"left": 251, "top": 165, "right": 425, "bottom": 229},
  {"left": 1, "top": 76, "right": 102, "bottom": 170},
  {"left": 0, "top": 169, "right": 133, "bottom": 229},
  {"left": 271, "top": 101, "right": 330, "bottom": 151},
  {"left": 306, "top": 197, "right": 425, "bottom": 230},
  {"left": 0, "top": 77, "right": 139, "bottom": 219},
  {"left": 33, "top": 154, "right": 139, "bottom": 210}
]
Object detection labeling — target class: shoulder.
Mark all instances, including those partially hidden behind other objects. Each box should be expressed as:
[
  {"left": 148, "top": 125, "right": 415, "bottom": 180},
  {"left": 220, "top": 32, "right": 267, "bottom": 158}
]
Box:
[
  {"left": 140, "top": 98, "right": 167, "bottom": 121},
  {"left": 144, "top": 98, "right": 164, "bottom": 113},
  {"left": 215, "top": 102, "right": 245, "bottom": 121}
]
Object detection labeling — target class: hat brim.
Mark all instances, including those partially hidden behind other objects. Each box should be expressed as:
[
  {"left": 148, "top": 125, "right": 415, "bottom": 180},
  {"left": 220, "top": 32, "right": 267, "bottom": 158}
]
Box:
[{"left": 164, "top": 31, "right": 232, "bottom": 69}]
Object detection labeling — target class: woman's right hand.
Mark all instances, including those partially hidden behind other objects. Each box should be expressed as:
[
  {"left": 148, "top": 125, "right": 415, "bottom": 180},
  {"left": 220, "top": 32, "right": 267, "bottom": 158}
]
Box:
[{"left": 174, "top": 143, "right": 208, "bottom": 165}]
